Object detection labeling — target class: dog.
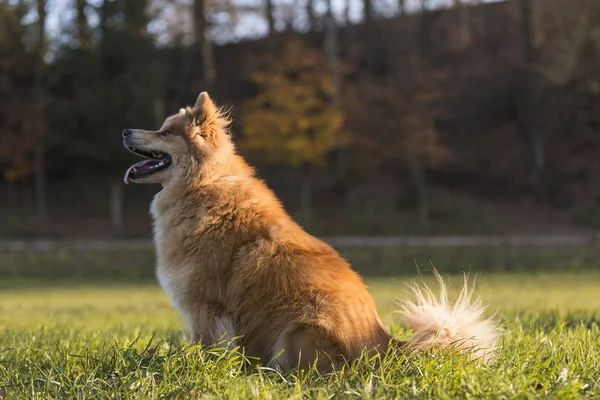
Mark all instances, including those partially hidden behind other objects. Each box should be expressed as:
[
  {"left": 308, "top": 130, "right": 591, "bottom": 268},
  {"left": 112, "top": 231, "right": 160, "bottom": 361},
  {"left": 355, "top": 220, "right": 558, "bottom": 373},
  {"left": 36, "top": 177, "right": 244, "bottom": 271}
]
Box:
[{"left": 122, "top": 92, "right": 500, "bottom": 372}]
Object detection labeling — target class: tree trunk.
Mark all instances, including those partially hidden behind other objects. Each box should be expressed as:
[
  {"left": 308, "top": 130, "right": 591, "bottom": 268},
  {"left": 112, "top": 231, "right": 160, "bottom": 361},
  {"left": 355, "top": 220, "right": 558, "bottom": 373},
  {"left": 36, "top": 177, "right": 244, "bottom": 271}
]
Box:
[
  {"left": 324, "top": 0, "right": 347, "bottom": 195},
  {"left": 154, "top": 98, "right": 165, "bottom": 126},
  {"left": 344, "top": 0, "right": 351, "bottom": 24},
  {"left": 410, "top": 166, "right": 430, "bottom": 233},
  {"left": 324, "top": 1, "right": 340, "bottom": 104},
  {"left": 75, "top": 0, "right": 91, "bottom": 49},
  {"left": 300, "top": 164, "right": 313, "bottom": 222},
  {"left": 398, "top": 0, "right": 406, "bottom": 15},
  {"left": 194, "top": 0, "right": 216, "bottom": 90},
  {"left": 35, "top": 0, "right": 47, "bottom": 224},
  {"left": 37, "top": 0, "right": 46, "bottom": 40},
  {"left": 265, "top": 0, "right": 276, "bottom": 35},
  {"left": 283, "top": 16, "right": 294, "bottom": 33},
  {"left": 456, "top": 0, "right": 471, "bottom": 49},
  {"left": 306, "top": 0, "right": 316, "bottom": 31},
  {"left": 99, "top": 0, "right": 109, "bottom": 36},
  {"left": 34, "top": 143, "right": 47, "bottom": 222},
  {"left": 124, "top": 0, "right": 148, "bottom": 35},
  {"left": 519, "top": 0, "right": 543, "bottom": 189},
  {"left": 419, "top": 0, "right": 431, "bottom": 58},
  {"left": 363, "top": 0, "right": 372, "bottom": 23}
]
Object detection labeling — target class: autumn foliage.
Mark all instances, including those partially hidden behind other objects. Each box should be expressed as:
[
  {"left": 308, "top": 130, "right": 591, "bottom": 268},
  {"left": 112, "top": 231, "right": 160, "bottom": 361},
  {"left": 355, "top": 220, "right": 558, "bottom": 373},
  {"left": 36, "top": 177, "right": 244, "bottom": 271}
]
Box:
[
  {"left": 241, "top": 39, "right": 345, "bottom": 168},
  {"left": 344, "top": 55, "right": 450, "bottom": 175}
]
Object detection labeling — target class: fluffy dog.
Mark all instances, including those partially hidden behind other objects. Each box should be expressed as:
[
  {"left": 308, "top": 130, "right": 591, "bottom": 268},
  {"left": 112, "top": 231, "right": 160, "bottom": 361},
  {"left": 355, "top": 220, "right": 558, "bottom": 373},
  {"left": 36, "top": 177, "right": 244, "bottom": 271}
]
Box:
[{"left": 122, "top": 92, "right": 500, "bottom": 372}]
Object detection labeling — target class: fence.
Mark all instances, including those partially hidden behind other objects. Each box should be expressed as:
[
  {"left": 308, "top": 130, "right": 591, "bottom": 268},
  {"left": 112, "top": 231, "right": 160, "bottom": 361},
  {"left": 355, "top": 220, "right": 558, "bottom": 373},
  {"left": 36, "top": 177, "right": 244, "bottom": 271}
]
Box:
[{"left": 0, "top": 234, "right": 598, "bottom": 253}]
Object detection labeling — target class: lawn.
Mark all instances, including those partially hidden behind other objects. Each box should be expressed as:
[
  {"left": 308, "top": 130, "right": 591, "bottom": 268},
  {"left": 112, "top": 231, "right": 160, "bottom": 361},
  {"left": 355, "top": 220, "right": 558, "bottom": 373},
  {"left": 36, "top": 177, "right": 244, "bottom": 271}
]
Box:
[{"left": 1, "top": 249, "right": 600, "bottom": 398}]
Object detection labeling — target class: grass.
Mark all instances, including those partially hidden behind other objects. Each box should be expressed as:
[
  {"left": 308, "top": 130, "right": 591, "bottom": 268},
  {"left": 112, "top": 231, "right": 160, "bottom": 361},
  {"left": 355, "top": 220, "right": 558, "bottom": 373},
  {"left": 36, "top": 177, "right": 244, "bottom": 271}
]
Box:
[{"left": 1, "top": 250, "right": 600, "bottom": 398}]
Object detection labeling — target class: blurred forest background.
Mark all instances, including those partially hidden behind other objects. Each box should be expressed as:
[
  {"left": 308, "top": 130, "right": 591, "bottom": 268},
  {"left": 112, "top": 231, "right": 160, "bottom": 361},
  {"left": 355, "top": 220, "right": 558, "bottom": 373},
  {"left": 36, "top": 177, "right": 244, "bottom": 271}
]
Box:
[{"left": 1, "top": 0, "right": 600, "bottom": 239}]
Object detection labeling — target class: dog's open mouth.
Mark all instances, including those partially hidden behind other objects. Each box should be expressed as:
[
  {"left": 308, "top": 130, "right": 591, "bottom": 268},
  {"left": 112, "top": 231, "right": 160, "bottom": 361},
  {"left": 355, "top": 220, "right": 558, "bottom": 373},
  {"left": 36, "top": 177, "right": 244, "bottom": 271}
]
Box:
[{"left": 124, "top": 146, "right": 172, "bottom": 184}]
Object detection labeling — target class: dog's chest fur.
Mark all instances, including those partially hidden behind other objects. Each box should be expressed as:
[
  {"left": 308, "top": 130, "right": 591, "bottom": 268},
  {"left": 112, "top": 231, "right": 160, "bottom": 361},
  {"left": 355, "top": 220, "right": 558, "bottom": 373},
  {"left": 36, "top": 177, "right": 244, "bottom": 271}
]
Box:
[
  {"left": 154, "top": 239, "right": 193, "bottom": 322},
  {"left": 150, "top": 189, "right": 215, "bottom": 328},
  {"left": 152, "top": 219, "right": 193, "bottom": 326}
]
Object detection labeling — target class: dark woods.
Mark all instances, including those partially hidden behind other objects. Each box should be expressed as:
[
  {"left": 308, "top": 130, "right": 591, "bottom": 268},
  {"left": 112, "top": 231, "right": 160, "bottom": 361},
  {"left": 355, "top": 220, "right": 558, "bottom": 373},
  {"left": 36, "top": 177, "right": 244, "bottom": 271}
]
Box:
[{"left": 1, "top": 0, "right": 600, "bottom": 238}]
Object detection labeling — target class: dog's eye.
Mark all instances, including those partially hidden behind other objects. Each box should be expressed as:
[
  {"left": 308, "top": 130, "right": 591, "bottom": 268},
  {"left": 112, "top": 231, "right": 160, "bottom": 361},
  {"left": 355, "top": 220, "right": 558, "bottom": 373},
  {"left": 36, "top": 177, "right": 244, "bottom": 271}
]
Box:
[{"left": 161, "top": 130, "right": 171, "bottom": 137}]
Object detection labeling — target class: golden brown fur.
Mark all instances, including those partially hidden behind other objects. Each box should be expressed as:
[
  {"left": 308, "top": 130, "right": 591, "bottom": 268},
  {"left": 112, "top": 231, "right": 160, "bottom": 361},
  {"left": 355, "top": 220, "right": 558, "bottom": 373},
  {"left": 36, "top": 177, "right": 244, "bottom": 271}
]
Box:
[{"left": 123, "top": 92, "right": 500, "bottom": 372}]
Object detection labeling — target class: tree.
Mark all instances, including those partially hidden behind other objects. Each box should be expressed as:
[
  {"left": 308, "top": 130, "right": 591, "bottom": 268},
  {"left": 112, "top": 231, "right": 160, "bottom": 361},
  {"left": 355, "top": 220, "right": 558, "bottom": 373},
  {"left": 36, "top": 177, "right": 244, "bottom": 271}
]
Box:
[
  {"left": 265, "top": 0, "right": 275, "bottom": 35},
  {"left": 531, "top": 0, "right": 600, "bottom": 207},
  {"left": 363, "top": 0, "right": 372, "bottom": 22},
  {"left": 344, "top": 56, "right": 450, "bottom": 232},
  {"left": 124, "top": 0, "right": 148, "bottom": 35},
  {"left": 47, "top": 0, "right": 163, "bottom": 173},
  {"left": 34, "top": 0, "right": 47, "bottom": 222},
  {"left": 519, "top": 0, "right": 542, "bottom": 189},
  {"left": 306, "top": 0, "right": 316, "bottom": 31},
  {"left": 398, "top": 0, "right": 405, "bottom": 15},
  {"left": 452, "top": 0, "right": 473, "bottom": 51},
  {"left": 193, "top": 0, "right": 215, "bottom": 89},
  {"left": 242, "top": 39, "right": 345, "bottom": 221},
  {"left": 344, "top": 0, "right": 350, "bottom": 23},
  {"left": 324, "top": 0, "right": 346, "bottom": 192},
  {"left": 75, "top": 0, "right": 91, "bottom": 49},
  {"left": 0, "top": 2, "right": 42, "bottom": 185}
]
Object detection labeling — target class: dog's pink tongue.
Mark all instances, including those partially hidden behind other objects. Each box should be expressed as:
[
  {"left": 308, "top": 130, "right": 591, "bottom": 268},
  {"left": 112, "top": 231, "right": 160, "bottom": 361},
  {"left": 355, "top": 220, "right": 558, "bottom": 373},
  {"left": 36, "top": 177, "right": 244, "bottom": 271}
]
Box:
[
  {"left": 124, "top": 159, "right": 153, "bottom": 184},
  {"left": 123, "top": 165, "right": 135, "bottom": 184}
]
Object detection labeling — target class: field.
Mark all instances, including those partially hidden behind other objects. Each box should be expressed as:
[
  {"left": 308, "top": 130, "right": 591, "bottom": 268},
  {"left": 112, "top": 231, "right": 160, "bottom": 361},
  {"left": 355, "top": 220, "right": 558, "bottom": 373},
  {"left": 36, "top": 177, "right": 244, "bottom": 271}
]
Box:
[{"left": 1, "top": 248, "right": 600, "bottom": 399}]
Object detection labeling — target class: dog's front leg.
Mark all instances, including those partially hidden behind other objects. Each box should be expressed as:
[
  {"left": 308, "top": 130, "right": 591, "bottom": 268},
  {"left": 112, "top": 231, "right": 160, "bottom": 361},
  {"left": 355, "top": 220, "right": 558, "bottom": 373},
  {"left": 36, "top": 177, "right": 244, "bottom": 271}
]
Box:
[
  {"left": 189, "top": 303, "right": 236, "bottom": 349},
  {"left": 189, "top": 303, "right": 218, "bottom": 346}
]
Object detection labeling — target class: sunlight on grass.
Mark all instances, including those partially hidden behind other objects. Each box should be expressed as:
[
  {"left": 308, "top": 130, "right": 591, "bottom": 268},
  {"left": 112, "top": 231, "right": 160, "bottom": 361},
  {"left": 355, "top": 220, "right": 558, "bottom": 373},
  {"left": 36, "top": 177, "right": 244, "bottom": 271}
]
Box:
[{"left": 1, "top": 273, "right": 599, "bottom": 398}]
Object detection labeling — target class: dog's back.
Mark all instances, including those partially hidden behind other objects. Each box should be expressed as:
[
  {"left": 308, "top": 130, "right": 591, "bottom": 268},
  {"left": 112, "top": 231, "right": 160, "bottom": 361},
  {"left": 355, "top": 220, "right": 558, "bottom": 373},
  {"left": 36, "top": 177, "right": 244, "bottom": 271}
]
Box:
[{"left": 229, "top": 200, "right": 392, "bottom": 370}]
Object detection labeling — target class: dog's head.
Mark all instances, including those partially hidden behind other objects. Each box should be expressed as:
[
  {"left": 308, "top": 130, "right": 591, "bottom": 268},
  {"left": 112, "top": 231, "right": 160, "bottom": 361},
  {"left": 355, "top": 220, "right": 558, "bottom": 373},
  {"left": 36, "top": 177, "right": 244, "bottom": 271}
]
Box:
[{"left": 122, "top": 92, "right": 233, "bottom": 185}]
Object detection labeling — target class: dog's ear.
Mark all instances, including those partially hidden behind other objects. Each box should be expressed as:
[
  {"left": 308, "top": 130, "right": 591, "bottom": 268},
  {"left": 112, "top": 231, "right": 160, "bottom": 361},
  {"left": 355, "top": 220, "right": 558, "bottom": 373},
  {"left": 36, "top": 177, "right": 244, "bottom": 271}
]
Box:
[
  {"left": 191, "top": 92, "right": 215, "bottom": 119},
  {"left": 189, "top": 91, "right": 232, "bottom": 147}
]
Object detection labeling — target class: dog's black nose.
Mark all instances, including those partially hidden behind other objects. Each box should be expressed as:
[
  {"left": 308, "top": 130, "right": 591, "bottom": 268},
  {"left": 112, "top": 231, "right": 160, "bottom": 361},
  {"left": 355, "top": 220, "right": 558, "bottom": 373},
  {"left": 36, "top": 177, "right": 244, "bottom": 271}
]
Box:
[{"left": 122, "top": 129, "right": 132, "bottom": 138}]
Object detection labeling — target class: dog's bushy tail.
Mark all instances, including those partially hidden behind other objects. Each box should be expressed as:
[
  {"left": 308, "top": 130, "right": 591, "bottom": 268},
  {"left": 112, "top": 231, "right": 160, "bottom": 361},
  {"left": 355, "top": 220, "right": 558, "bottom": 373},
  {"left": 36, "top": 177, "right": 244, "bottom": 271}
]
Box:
[{"left": 395, "top": 270, "right": 500, "bottom": 364}]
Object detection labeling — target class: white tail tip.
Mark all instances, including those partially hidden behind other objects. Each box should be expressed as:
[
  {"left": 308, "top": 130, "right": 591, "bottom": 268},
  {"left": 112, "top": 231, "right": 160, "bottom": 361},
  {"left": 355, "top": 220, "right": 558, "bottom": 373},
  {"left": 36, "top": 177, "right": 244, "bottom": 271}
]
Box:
[{"left": 396, "top": 270, "right": 501, "bottom": 364}]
